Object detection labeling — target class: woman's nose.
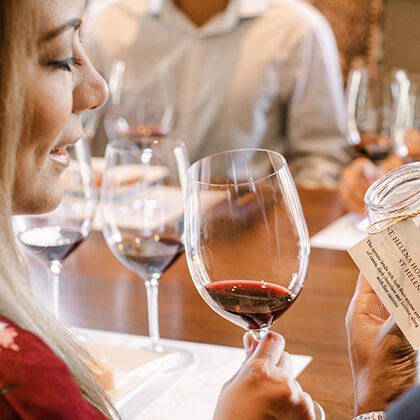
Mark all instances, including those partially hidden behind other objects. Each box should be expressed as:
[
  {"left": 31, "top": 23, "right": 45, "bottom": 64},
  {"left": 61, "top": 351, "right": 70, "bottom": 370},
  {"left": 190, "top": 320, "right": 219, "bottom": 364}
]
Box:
[{"left": 73, "top": 53, "right": 109, "bottom": 113}]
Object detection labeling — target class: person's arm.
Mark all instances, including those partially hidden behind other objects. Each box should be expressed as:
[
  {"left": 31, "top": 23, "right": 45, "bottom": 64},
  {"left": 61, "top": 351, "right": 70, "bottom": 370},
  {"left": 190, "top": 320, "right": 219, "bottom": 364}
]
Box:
[
  {"left": 345, "top": 274, "right": 416, "bottom": 416},
  {"left": 285, "top": 10, "right": 349, "bottom": 189},
  {"left": 213, "top": 332, "right": 315, "bottom": 420},
  {"left": 0, "top": 320, "right": 108, "bottom": 419}
]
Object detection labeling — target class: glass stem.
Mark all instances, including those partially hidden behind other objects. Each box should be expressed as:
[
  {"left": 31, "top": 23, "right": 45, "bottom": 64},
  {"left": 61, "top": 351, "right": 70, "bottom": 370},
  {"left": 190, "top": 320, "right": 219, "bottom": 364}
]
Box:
[
  {"left": 251, "top": 327, "right": 269, "bottom": 341},
  {"left": 144, "top": 273, "right": 163, "bottom": 352},
  {"left": 48, "top": 260, "right": 62, "bottom": 319}
]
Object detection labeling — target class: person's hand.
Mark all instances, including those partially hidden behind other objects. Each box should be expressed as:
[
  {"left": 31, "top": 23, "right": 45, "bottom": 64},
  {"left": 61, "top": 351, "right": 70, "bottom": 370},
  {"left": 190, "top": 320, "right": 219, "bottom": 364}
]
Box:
[
  {"left": 338, "top": 157, "right": 378, "bottom": 214},
  {"left": 213, "top": 331, "right": 315, "bottom": 420},
  {"left": 380, "top": 154, "right": 405, "bottom": 174},
  {"left": 345, "top": 274, "right": 417, "bottom": 416},
  {"left": 338, "top": 155, "right": 406, "bottom": 214}
]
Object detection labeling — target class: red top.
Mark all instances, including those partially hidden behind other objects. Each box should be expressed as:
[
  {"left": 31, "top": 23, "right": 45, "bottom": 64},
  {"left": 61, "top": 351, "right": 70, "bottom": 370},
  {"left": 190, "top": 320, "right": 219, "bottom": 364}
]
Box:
[{"left": 0, "top": 315, "right": 108, "bottom": 419}]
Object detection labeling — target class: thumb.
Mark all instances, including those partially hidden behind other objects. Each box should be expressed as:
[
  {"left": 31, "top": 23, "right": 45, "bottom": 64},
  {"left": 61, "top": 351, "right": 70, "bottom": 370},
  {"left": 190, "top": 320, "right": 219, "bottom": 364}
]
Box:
[{"left": 248, "top": 331, "right": 285, "bottom": 365}]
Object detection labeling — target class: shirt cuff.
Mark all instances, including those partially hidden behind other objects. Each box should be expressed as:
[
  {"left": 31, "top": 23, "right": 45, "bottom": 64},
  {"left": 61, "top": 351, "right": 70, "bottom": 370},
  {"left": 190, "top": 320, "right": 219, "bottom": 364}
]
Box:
[{"left": 352, "top": 412, "right": 386, "bottom": 420}]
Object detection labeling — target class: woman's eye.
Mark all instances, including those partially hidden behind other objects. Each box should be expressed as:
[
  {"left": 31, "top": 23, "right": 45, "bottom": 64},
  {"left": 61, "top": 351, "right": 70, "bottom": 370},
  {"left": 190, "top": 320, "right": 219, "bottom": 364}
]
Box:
[{"left": 48, "top": 56, "right": 82, "bottom": 72}]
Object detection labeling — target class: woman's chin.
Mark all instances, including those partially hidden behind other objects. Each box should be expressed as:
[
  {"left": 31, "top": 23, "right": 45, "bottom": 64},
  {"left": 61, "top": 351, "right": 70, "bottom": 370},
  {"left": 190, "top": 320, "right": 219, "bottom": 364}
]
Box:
[{"left": 13, "top": 185, "right": 63, "bottom": 215}]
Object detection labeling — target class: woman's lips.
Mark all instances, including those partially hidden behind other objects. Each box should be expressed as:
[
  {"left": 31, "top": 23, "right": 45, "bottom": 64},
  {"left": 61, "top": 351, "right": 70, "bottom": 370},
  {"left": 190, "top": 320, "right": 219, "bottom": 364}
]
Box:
[{"left": 49, "top": 146, "right": 70, "bottom": 165}]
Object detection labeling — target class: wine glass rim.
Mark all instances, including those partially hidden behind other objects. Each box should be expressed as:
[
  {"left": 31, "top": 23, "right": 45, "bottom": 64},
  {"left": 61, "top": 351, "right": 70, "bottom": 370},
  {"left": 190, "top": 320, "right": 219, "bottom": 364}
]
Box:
[{"left": 188, "top": 148, "right": 287, "bottom": 187}]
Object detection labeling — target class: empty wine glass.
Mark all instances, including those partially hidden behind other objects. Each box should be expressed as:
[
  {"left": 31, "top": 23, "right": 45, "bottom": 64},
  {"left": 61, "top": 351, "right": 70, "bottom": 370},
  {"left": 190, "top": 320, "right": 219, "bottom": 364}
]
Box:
[
  {"left": 13, "top": 138, "right": 97, "bottom": 319},
  {"left": 104, "top": 58, "right": 174, "bottom": 141},
  {"left": 185, "top": 149, "right": 310, "bottom": 339},
  {"left": 101, "top": 137, "right": 193, "bottom": 370},
  {"left": 346, "top": 68, "right": 396, "bottom": 163},
  {"left": 82, "top": 108, "right": 101, "bottom": 142},
  {"left": 393, "top": 72, "right": 420, "bottom": 162}
]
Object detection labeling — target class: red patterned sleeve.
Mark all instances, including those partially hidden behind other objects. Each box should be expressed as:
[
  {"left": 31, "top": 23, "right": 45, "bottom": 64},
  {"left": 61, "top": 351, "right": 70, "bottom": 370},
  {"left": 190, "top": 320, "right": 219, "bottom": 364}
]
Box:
[{"left": 0, "top": 316, "right": 108, "bottom": 419}]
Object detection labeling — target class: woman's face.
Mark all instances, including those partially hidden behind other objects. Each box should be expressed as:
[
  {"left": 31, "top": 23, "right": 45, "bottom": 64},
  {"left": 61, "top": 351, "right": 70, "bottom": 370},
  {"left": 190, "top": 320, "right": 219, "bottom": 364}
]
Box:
[{"left": 13, "top": 0, "right": 108, "bottom": 214}]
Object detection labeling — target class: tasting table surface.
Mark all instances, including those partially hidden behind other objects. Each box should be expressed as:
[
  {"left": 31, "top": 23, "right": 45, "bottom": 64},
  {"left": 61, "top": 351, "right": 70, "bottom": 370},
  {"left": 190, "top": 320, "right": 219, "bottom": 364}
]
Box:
[{"left": 53, "top": 188, "right": 358, "bottom": 419}]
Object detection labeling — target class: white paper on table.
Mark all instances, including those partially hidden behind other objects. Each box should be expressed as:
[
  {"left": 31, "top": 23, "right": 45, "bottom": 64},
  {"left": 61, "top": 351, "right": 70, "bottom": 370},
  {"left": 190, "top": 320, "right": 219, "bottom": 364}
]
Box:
[
  {"left": 81, "top": 340, "right": 174, "bottom": 409},
  {"left": 73, "top": 328, "right": 312, "bottom": 420},
  {"left": 93, "top": 159, "right": 169, "bottom": 189},
  {"left": 310, "top": 213, "right": 369, "bottom": 251}
]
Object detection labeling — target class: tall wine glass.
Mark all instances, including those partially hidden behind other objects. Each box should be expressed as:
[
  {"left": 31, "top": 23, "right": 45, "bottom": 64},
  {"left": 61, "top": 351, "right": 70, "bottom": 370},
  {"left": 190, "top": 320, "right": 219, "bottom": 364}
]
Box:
[
  {"left": 346, "top": 68, "right": 396, "bottom": 163},
  {"left": 185, "top": 149, "right": 310, "bottom": 339},
  {"left": 101, "top": 137, "right": 193, "bottom": 369},
  {"left": 82, "top": 108, "right": 100, "bottom": 142},
  {"left": 393, "top": 72, "right": 420, "bottom": 162},
  {"left": 13, "top": 138, "right": 97, "bottom": 319},
  {"left": 104, "top": 58, "right": 174, "bottom": 141},
  {"left": 184, "top": 149, "right": 325, "bottom": 415}
]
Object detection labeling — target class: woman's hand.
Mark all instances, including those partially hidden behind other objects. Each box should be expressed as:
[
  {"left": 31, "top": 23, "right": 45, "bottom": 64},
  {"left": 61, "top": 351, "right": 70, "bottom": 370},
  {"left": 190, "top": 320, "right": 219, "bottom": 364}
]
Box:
[
  {"left": 213, "top": 331, "right": 315, "bottom": 420},
  {"left": 345, "top": 274, "right": 417, "bottom": 415}
]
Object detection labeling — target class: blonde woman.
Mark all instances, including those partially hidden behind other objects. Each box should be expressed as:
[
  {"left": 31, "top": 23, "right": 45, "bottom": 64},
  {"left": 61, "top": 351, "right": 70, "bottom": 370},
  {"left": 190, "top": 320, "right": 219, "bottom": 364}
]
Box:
[{"left": 0, "top": 0, "right": 116, "bottom": 417}]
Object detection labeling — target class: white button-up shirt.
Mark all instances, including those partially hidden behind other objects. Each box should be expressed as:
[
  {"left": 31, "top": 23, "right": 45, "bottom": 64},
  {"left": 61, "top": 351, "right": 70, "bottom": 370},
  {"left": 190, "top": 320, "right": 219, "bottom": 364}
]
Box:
[{"left": 86, "top": 0, "right": 348, "bottom": 188}]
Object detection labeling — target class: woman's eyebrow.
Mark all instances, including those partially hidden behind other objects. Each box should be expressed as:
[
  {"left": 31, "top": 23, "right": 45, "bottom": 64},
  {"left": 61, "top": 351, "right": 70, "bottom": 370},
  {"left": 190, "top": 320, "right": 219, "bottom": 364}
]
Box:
[{"left": 44, "top": 18, "right": 82, "bottom": 41}]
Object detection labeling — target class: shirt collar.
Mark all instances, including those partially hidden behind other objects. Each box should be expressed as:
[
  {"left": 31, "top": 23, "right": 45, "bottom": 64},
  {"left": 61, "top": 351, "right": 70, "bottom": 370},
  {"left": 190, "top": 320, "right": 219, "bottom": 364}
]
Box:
[{"left": 150, "top": 0, "right": 268, "bottom": 36}]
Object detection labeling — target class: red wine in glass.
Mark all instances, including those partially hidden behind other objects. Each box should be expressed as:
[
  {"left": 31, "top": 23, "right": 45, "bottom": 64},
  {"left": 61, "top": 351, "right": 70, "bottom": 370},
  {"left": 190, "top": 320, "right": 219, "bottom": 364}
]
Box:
[
  {"left": 115, "top": 236, "right": 184, "bottom": 280},
  {"left": 18, "top": 226, "right": 86, "bottom": 264},
  {"left": 353, "top": 135, "right": 393, "bottom": 163},
  {"left": 205, "top": 280, "right": 296, "bottom": 331}
]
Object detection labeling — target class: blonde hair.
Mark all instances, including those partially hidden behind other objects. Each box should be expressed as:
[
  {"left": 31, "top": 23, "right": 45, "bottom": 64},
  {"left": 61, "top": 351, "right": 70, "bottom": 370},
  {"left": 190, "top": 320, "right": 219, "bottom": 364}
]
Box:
[{"left": 0, "top": 1, "right": 116, "bottom": 417}]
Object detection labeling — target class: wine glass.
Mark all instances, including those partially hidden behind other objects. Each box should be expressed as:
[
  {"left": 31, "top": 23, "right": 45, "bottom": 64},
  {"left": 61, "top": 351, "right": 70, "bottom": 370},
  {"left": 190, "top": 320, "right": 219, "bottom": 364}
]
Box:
[
  {"left": 184, "top": 149, "right": 310, "bottom": 339},
  {"left": 13, "top": 138, "right": 97, "bottom": 319},
  {"left": 101, "top": 137, "right": 193, "bottom": 370},
  {"left": 184, "top": 149, "right": 326, "bottom": 415},
  {"left": 104, "top": 58, "right": 174, "bottom": 141},
  {"left": 346, "top": 68, "right": 396, "bottom": 163},
  {"left": 184, "top": 149, "right": 324, "bottom": 415},
  {"left": 393, "top": 72, "right": 420, "bottom": 162},
  {"left": 82, "top": 108, "right": 100, "bottom": 142}
]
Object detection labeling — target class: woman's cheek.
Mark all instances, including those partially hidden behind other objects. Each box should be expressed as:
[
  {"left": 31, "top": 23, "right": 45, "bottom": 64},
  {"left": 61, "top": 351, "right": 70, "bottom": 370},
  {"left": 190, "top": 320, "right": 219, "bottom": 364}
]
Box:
[
  {"left": 26, "top": 69, "right": 73, "bottom": 147},
  {"left": 35, "top": 75, "right": 73, "bottom": 141}
]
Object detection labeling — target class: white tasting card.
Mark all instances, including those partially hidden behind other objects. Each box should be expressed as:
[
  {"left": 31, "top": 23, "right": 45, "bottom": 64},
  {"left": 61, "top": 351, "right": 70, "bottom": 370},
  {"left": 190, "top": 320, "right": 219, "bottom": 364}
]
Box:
[{"left": 348, "top": 219, "right": 420, "bottom": 349}]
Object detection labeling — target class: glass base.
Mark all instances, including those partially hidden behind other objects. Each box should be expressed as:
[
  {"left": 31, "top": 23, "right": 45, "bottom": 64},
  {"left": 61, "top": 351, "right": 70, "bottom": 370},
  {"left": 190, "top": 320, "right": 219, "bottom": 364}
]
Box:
[
  {"left": 313, "top": 400, "right": 325, "bottom": 420},
  {"left": 141, "top": 342, "right": 196, "bottom": 375}
]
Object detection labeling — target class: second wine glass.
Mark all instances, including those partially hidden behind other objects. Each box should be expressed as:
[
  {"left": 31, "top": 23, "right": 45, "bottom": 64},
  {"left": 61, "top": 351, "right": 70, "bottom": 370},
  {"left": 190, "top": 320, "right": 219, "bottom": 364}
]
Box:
[
  {"left": 101, "top": 137, "right": 193, "bottom": 370},
  {"left": 185, "top": 148, "right": 310, "bottom": 339}
]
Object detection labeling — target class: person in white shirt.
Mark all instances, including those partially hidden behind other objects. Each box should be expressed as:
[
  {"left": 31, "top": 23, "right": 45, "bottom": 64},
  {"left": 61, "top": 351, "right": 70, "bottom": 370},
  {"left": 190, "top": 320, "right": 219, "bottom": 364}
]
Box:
[{"left": 85, "top": 0, "right": 349, "bottom": 189}]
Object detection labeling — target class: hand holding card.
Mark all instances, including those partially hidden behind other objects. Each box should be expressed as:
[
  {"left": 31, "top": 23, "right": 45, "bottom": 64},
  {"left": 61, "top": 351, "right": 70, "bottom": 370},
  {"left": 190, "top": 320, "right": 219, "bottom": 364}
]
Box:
[
  {"left": 346, "top": 274, "right": 417, "bottom": 415},
  {"left": 349, "top": 218, "right": 420, "bottom": 349}
]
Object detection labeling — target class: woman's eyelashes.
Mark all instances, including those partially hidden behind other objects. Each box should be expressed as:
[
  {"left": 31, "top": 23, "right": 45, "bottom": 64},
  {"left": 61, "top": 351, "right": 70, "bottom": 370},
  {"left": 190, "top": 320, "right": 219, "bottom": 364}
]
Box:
[{"left": 48, "top": 55, "right": 82, "bottom": 72}]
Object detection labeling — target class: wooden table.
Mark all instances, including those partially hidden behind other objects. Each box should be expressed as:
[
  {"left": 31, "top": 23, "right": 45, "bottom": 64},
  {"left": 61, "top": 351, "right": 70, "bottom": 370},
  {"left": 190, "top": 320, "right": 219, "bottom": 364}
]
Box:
[{"left": 52, "top": 188, "right": 358, "bottom": 419}]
